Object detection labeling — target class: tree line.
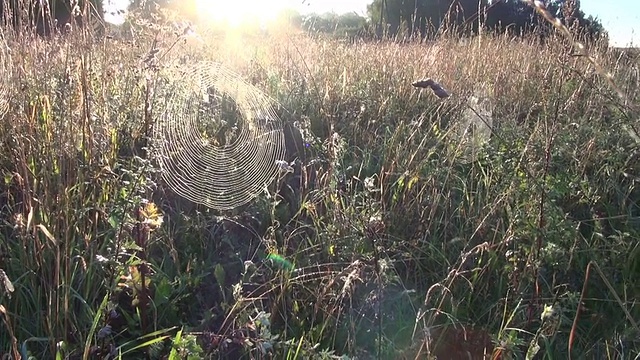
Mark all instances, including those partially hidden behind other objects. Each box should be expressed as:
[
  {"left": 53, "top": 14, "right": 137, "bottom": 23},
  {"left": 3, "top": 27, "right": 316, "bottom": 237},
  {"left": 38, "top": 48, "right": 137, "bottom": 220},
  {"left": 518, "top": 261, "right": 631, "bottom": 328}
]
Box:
[
  {"left": 305, "top": 0, "right": 604, "bottom": 41},
  {"left": 0, "top": 0, "right": 605, "bottom": 40}
]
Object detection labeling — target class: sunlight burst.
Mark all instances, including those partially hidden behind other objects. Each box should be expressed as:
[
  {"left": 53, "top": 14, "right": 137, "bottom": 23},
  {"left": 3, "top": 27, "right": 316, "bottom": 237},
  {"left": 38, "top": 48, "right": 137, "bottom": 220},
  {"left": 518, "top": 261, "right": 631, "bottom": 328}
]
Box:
[{"left": 194, "top": 0, "right": 291, "bottom": 28}]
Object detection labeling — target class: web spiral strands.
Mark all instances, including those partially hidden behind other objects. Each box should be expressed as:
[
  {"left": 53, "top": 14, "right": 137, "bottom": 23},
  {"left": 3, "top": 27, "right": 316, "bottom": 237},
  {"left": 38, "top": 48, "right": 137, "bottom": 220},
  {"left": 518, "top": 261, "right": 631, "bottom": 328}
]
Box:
[{"left": 153, "top": 62, "right": 286, "bottom": 210}]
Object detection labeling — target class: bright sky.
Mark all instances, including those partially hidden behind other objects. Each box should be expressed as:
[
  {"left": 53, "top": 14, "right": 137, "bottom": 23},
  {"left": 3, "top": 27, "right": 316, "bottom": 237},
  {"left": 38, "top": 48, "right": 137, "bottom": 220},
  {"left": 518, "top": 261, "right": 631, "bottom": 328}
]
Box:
[
  {"left": 580, "top": 0, "right": 638, "bottom": 47},
  {"left": 297, "top": 0, "right": 368, "bottom": 15},
  {"left": 102, "top": 0, "right": 370, "bottom": 25},
  {"left": 103, "top": 0, "right": 638, "bottom": 47}
]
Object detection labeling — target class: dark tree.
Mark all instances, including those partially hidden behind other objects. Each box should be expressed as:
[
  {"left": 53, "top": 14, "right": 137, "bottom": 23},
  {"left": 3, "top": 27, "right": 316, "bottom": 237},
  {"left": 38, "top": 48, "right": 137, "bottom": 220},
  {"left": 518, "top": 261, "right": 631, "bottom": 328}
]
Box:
[
  {"left": 302, "top": 12, "right": 368, "bottom": 38},
  {"left": 365, "top": 0, "right": 605, "bottom": 40},
  {"left": 484, "top": 0, "right": 541, "bottom": 35},
  {"left": 0, "top": 0, "right": 104, "bottom": 35},
  {"left": 367, "top": 0, "right": 489, "bottom": 38},
  {"left": 484, "top": 0, "right": 605, "bottom": 39}
]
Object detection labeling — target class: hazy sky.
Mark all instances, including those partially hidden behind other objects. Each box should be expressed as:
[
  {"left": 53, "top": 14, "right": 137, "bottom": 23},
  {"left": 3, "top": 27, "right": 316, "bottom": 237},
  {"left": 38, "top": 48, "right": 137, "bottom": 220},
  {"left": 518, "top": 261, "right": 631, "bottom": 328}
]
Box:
[{"left": 104, "top": 0, "right": 638, "bottom": 46}]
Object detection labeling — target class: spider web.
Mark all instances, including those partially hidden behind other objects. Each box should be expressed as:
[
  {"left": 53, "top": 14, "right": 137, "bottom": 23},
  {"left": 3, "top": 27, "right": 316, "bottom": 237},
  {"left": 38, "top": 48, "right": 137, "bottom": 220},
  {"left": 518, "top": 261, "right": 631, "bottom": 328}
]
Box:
[
  {"left": 153, "top": 61, "right": 286, "bottom": 210},
  {"left": 456, "top": 84, "right": 493, "bottom": 163}
]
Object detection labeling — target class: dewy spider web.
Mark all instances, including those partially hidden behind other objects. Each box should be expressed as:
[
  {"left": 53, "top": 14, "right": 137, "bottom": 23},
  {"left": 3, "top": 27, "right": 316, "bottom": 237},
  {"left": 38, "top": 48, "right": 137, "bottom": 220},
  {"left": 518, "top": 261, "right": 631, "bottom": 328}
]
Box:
[
  {"left": 456, "top": 83, "right": 493, "bottom": 163},
  {"left": 153, "top": 61, "right": 286, "bottom": 210}
]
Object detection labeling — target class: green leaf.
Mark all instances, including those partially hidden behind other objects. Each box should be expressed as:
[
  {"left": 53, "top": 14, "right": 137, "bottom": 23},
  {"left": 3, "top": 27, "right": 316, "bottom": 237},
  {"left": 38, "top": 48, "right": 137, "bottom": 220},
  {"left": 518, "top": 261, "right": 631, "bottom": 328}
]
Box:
[
  {"left": 117, "top": 327, "right": 178, "bottom": 356},
  {"left": 155, "top": 277, "right": 172, "bottom": 306},
  {"left": 214, "top": 263, "right": 226, "bottom": 289},
  {"left": 108, "top": 215, "right": 119, "bottom": 229},
  {"left": 168, "top": 328, "right": 183, "bottom": 360},
  {"left": 83, "top": 294, "right": 109, "bottom": 360},
  {"left": 267, "top": 254, "right": 294, "bottom": 271},
  {"left": 407, "top": 176, "right": 419, "bottom": 190}
]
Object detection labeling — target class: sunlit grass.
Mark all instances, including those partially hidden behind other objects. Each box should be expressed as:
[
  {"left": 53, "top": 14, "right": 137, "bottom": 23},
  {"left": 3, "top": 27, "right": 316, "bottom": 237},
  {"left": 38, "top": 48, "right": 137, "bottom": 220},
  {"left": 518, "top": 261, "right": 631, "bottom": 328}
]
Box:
[{"left": 0, "top": 9, "right": 639, "bottom": 359}]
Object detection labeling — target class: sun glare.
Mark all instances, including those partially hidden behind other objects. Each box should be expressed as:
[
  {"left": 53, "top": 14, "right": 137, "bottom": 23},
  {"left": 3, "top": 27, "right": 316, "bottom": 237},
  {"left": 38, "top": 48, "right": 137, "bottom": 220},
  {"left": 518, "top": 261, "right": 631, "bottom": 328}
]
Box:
[{"left": 194, "top": 0, "right": 290, "bottom": 28}]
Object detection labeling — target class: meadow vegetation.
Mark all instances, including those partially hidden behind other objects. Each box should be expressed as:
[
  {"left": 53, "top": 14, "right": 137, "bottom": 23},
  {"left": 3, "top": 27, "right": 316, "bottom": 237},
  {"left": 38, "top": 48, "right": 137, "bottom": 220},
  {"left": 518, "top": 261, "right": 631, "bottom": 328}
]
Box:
[{"left": 0, "top": 4, "right": 639, "bottom": 359}]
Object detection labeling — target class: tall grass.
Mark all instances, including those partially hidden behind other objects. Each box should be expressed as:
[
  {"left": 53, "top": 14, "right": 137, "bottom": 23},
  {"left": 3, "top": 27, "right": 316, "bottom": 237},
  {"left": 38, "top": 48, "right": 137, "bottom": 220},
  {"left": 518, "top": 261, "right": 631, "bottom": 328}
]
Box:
[{"left": 1, "top": 8, "right": 639, "bottom": 359}]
